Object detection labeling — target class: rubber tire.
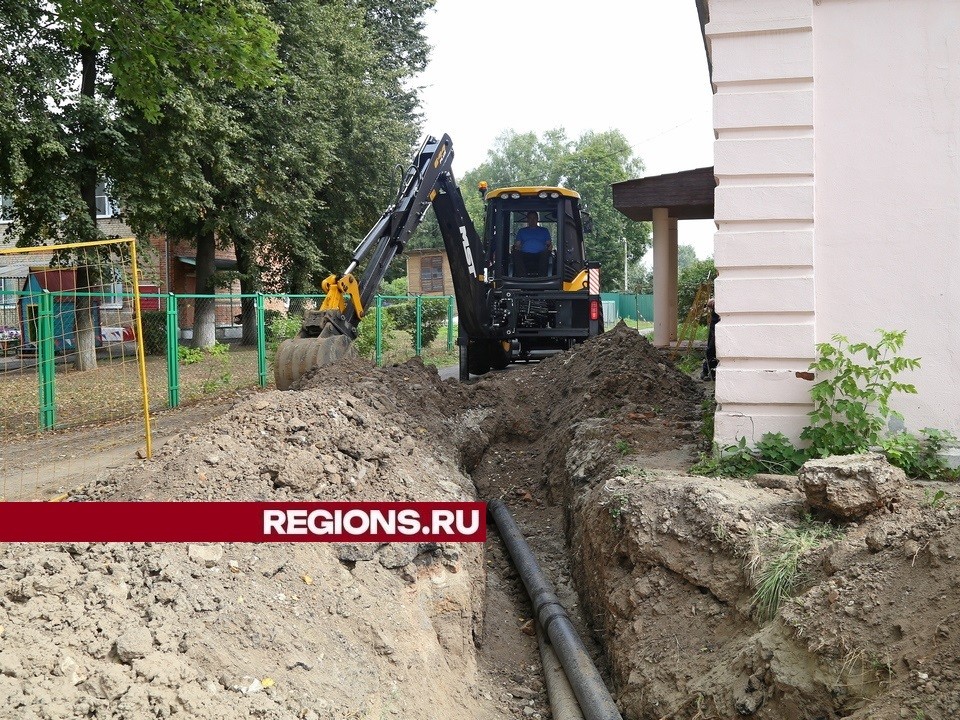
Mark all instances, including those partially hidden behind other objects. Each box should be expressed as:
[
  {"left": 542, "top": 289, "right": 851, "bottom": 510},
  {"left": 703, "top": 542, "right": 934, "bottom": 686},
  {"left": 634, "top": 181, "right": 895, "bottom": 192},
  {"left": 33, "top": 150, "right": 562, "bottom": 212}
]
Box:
[
  {"left": 489, "top": 341, "right": 510, "bottom": 370},
  {"left": 467, "top": 341, "right": 491, "bottom": 376},
  {"left": 458, "top": 342, "right": 469, "bottom": 381}
]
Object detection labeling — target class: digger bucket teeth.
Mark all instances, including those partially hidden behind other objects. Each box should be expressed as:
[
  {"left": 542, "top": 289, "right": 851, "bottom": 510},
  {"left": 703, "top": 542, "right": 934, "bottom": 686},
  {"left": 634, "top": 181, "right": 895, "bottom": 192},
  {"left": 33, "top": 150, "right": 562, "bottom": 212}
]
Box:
[{"left": 274, "top": 334, "right": 357, "bottom": 390}]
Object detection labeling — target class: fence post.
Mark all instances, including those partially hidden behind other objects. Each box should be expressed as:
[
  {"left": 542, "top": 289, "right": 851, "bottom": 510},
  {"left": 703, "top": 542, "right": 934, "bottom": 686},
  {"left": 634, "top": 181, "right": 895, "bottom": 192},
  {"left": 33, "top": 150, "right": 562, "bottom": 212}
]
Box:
[
  {"left": 255, "top": 292, "right": 267, "bottom": 387},
  {"left": 37, "top": 290, "right": 55, "bottom": 430},
  {"left": 415, "top": 295, "right": 423, "bottom": 356},
  {"left": 166, "top": 293, "right": 180, "bottom": 408},
  {"left": 446, "top": 295, "right": 454, "bottom": 351},
  {"left": 375, "top": 295, "right": 383, "bottom": 367}
]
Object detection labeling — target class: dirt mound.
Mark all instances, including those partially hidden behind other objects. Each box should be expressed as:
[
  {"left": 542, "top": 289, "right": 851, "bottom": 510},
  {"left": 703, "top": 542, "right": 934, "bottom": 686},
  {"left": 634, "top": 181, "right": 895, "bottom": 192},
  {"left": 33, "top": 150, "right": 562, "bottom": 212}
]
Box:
[
  {"left": 15, "top": 324, "right": 956, "bottom": 720},
  {"left": 572, "top": 466, "right": 960, "bottom": 720},
  {"left": 0, "top": 357, "right": 496, "bottom": 720}
]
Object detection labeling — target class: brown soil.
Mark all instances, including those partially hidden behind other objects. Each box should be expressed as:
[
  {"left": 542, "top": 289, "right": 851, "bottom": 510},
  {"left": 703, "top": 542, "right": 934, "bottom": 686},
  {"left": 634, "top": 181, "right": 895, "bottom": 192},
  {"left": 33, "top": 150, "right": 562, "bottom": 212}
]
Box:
[{"left": 1, "top": 323, "right": 958, "bottom": 720}]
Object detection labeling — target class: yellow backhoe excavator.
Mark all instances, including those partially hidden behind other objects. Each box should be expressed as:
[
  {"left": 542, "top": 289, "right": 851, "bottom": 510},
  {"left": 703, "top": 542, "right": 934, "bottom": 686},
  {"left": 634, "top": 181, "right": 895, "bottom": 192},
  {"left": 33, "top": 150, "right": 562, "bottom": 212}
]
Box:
[{"left": 274, "top": 134, "right": 604, "bottom": 389}]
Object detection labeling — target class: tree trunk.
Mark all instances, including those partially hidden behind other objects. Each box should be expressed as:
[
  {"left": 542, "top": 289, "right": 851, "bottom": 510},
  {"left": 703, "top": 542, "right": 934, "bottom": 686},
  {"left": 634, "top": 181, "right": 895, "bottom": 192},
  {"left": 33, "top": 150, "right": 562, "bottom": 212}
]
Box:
[
  {"left": 74, "top": 45, "right": 100, "bottom": 372},
  {"left": 234, "top": 235, "right": 259, "bottom": 346},
  {"left": 192, "top": 229, "right": 218, "bottom": 348}
]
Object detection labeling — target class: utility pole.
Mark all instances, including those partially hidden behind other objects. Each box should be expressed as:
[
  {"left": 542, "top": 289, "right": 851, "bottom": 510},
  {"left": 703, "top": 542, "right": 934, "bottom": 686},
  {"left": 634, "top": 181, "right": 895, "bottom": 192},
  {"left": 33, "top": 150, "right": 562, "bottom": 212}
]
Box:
[{"left": 623, "top": 237, "right": 628, "bottom": 292}]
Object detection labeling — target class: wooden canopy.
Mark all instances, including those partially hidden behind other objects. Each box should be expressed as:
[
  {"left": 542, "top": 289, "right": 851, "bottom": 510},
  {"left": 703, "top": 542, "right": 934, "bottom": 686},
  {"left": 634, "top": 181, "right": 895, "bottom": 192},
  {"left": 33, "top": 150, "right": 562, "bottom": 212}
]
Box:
[{"left": 612, "top": 166, "right": 716, "bottom": 222}]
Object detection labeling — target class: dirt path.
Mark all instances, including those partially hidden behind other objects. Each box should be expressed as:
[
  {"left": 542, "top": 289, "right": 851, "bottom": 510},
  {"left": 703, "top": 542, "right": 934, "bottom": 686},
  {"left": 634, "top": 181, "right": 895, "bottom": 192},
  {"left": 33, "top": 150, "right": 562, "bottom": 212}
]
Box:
[{"left": 0, "top": 393, "right": 257, "bottom": 500}]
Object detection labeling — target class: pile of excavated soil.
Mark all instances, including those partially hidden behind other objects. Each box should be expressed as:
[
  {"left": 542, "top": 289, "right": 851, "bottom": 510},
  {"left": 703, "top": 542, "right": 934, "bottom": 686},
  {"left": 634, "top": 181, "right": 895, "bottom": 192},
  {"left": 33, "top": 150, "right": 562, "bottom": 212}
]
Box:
[
  {"left": 0, "top": 325, "right": 704, "bottom": 720},
  {"left": 18, "top": 324, "right": 958, "bottom": 720},
  {"left": 571, "top": 468, "right": 960, "bottom": 720},
  {"left": 0, "top": 356, "right": 496, "bottom": 720}
]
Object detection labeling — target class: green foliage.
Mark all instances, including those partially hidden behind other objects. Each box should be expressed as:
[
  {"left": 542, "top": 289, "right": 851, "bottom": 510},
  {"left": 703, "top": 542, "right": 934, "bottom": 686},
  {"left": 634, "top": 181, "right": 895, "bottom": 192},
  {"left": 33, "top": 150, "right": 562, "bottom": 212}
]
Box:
[
  {"left": 879, "top": 430, "right": 955, "bottom": 480},
  {"left": 179, "top": 342, "right": 228, "bottom": 365},
  {"left": 801, "top": 330, "right": 920, "bottom": 456},
  {"left": 380, "top": 277, "right": 408, "bottom": 297},
  {"left": 677, "top": 244, "right": 698, "bottom": 271},
  {"left": 701, "top": 397, "right": 716, "bottom": 443},
  {"left": 178, "top": 345, "right": 204, "bottom": 365},
  {"left": 750, "top": 518, "right": 840, "bottom": 621},
  {"left": 691, "top": 329, "right": 958, "bottom": 481},
  {"left": 0, "top": 1, "right": 279, "bottom": 246},
  {"left": 754, "top": 433, "right": 810, "bottom": 474},
  {"left": 678, "top": 257, "right": 716, "bottom": 322},
  {"left": 139, "top": 311, "right": 166, "bottom": 355},
  {"left": 387, "top": 297, "right": 448, "bottom": 350},
  {"left": 675, "top": 352, "right": 702, "bottom": 375},
  {"left": 265, "top": 313, "right": 303, "bottom": 360},
  {"left": 691, "top": 434, "right": 809, "bottom": 478},
  {"left": 615, "top": 439, "right": 631, "bottom": 455},
  {"left": 354, "top": 306, "right": 394, "bottom": 360},
  {"left": 923, "top": 489, "right": 950, "bottom": 510},
  {"left": 607, "top": 493, "right": 629, "bottom": 525}
]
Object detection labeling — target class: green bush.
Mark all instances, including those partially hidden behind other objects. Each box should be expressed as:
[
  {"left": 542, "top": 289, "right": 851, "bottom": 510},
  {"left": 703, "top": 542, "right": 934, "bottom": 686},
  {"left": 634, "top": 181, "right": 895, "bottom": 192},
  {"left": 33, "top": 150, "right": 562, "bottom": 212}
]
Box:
[
  {"left": 355, "top": 307, "right": 394, "bottom": 360},
  {"left": 881, "top": 428, "right": 959, "bottom": 480},
  {"left": 678, "top": 258, "right": 715, "bottom": 321},
  {"left": 178, "top": 342, "right": 228, "bottom": 365},
  {"left": 693, "top": 330, "right": 958, "bottom": 481},
  {"left": 178, "top": 345, "right": 204, "bottom": 364},
  {"left": 388, "top": 297, "right": 449, "bottom": 349},
  {"left": 691, "top": 433, "right": 809, "bottom": 478},
  {"left": 801, "top": 330, "right": 920, "bottom": 456},
  {"left": 140, "top": 311, "right": 166, "bottom": 355},
  {"left": 266, "top": 314, "right": 303, "bottom": 358}
]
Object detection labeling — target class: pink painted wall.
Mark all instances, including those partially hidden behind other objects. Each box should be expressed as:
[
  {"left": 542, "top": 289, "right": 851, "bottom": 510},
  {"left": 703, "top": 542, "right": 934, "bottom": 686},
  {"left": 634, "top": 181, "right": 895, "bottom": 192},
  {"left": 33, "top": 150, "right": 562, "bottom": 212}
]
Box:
[{"left": 707, "top": 0, "right": 960, "bottom": 445}]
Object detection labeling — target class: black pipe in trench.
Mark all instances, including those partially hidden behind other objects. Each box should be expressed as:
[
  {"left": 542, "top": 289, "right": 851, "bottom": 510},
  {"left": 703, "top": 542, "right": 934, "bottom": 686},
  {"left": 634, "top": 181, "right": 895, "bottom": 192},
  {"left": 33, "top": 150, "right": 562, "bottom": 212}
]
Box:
[{"left": 487, "top": 499, "right": 623, "bottom": 720}]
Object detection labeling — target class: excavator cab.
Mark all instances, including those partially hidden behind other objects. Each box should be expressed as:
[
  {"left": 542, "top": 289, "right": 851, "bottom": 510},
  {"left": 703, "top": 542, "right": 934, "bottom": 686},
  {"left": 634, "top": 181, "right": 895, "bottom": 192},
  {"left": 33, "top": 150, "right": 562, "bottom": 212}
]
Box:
[
  {"left": 482, "top": 187, "right": 588, "bottom": 288},
  {"left": 456, "top": 185, "right": 602, "bottom": 378}
]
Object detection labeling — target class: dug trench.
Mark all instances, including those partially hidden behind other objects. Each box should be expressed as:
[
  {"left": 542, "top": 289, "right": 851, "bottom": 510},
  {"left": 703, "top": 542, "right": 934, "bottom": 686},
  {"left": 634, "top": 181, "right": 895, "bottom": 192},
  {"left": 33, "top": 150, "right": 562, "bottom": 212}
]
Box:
[{"left": 1, "top": 324, "right": 959, "bottom": 719}]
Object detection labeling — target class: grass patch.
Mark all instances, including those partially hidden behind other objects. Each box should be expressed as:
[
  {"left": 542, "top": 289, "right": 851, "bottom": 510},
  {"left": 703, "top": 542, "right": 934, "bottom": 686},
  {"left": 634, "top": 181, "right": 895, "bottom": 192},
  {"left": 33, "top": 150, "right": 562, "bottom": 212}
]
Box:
[{"left": 749, "top": 518, "right": 840, "bottom": 621}]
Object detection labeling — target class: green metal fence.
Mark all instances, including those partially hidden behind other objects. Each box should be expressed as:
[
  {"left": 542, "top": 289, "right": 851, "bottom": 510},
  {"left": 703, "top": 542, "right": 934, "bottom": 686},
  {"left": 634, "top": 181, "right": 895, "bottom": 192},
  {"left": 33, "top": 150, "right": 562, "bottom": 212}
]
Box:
[
  {"left": 1, "top": 290, "right": 459, "bottom": 435},
  {"left": 600, "top": 293, "right": 654, "bottom": 323}
]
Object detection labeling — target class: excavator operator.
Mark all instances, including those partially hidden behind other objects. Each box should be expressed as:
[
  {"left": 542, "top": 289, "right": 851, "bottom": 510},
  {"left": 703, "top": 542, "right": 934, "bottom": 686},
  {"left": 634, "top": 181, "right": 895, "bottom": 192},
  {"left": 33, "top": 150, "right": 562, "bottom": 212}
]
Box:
[{"left": 513, "top": 211, "right": 552, "bottom": 276}]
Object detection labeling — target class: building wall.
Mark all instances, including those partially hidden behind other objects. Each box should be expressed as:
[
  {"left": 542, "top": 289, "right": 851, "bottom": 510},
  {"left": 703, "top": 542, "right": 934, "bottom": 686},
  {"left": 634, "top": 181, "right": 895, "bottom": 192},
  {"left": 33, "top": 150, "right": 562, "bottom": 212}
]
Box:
[
  {"left": 708, "top": 0, "right": 960, "bottom": 445},
  {"left": 812, "top": 0, "right": 960, "bottom": 436},
  {"left": 707, "top": 0, "right": 817, "bottom": 444}
]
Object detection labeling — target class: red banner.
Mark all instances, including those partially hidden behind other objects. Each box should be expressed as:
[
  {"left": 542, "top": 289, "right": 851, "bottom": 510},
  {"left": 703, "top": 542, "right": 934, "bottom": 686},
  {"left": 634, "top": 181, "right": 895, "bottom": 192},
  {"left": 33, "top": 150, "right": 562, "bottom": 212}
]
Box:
[{"left": 0, "top": 502, "right": 487, "bottom": 543}]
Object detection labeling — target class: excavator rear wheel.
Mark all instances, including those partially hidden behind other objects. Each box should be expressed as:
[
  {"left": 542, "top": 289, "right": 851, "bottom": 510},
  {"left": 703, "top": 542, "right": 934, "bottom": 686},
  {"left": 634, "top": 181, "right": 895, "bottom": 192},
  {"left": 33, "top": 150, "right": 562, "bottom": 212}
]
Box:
[{"left": 489, "top": 341, "right": 510, "bottom": 371}]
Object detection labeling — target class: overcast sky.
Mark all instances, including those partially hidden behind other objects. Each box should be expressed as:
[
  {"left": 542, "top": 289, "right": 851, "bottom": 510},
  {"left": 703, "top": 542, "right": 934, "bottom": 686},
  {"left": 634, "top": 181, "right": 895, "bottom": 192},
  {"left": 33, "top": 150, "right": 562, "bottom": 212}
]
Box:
[{"left": 413, "top": 0, "right": 717, "bottom": 260}]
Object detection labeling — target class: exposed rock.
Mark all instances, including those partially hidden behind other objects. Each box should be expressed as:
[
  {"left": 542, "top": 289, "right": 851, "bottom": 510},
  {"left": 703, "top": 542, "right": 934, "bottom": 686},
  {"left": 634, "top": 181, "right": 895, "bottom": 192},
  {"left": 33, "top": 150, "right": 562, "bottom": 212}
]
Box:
[
  {"left": 187, "top": 543, "right": 224, "bottom": 567},
  {"left": 115, "top": 627, "right": 153, "bottom": 663},
  {"left": 799, "top": 453, "right": 906, "bottom": 521},
  {"left": 82, "top": 665, "right": 131, "bottom": 700}
]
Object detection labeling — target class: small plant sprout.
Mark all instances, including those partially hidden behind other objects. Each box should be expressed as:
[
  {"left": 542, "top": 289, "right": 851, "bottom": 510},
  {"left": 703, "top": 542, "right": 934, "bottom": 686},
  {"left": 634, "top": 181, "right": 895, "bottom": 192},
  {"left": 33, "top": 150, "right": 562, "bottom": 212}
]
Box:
[
  {"left": 923, "top": 489, "right": 950, "bottom": 509},
  {"left": 615, "top": 438, "right": 631, "bottom": 456}
]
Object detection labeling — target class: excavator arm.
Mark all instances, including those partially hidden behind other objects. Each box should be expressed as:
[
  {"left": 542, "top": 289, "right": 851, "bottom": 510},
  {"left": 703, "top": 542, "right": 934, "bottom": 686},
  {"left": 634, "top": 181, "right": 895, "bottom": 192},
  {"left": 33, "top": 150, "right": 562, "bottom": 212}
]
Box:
[{"left": 275, "top": 134, "right": 486, "bottom": 389}]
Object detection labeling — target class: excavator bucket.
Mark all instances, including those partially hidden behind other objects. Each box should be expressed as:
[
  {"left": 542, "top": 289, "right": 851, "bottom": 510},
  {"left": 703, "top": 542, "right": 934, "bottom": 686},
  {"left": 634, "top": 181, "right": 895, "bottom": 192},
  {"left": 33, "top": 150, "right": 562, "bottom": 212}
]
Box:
[{"left": 274, "top": 333, "right": 356, "bottom": 390}]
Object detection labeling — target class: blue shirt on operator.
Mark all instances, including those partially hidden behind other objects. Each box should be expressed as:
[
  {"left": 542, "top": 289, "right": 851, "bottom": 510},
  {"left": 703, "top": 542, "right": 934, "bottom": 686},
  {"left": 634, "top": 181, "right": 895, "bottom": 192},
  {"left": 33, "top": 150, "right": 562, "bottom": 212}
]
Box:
[{"left": 516, "top": 225, "right": 551, "bottom": 254}]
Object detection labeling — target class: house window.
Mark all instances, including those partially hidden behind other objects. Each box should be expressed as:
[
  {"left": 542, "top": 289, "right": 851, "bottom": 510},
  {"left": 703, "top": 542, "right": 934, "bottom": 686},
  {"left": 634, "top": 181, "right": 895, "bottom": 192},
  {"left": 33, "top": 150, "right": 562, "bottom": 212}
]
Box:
[
  {"left": 0, "top": 196, "right": 12, "bottom": 223},
  {"left": 0, "top": 277, "right": 20, "bottom": 307},
  {"left": 95, "top": 181, "right": 116, "bottom": 219},
  {"left": 420, "top": 255, "right": 444, "bottom": 293},
  {"left": 100, "top": 267, "right": 124, "bottom": 309}
]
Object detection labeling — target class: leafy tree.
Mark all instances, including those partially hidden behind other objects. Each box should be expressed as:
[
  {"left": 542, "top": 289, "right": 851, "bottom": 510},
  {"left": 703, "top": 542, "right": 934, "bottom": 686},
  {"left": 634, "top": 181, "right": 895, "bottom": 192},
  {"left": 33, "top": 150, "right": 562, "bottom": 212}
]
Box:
[
  {"left": 411, "top": 128, "right": 650, "bottom": 291},
  {"left": 0, "top": 0, "right": 279, "bottom": 363},
  {"left": 116, "top": 0, "right": 430, "bottom": 347},
  {"left": 678, "top": 256, "right": 715, "bottom": 322},
  {"left": 678, "top": 244, "right": 698, "bottom": 271}
]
